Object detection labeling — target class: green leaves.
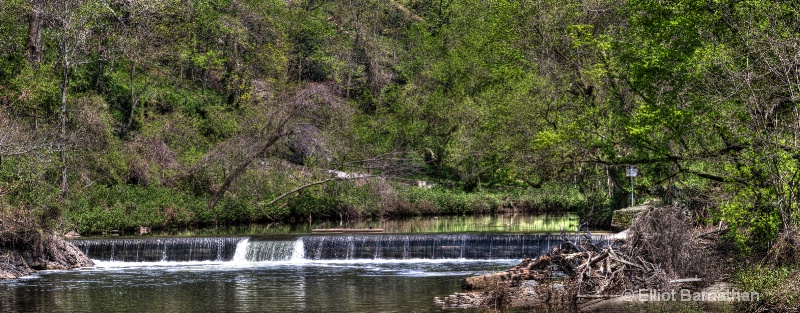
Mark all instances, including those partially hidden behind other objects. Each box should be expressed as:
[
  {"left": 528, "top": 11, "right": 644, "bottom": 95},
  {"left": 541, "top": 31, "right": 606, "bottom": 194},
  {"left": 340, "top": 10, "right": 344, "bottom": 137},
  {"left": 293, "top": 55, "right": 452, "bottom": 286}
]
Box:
[{"left": 0, "top": 0, "right": 799, "bottom": 244}]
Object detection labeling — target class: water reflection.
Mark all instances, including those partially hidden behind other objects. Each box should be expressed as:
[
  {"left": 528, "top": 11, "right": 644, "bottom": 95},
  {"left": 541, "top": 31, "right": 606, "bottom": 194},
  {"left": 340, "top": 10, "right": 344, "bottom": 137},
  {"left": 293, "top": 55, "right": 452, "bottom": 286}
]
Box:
[
  {"left": 135, "top": 213, "right": 579, "bottom": 237},
  {"left": 0, "top": 261, "right": 517, "bottom": 313}
]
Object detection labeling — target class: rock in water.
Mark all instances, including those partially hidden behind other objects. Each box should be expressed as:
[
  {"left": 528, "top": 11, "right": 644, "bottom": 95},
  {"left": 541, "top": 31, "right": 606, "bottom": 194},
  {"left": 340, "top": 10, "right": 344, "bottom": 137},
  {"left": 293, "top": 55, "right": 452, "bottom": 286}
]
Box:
[
  {"left": 44, "top": 234, "right": 94, "bottom": 270},
  {"left": 610, "top": 204, "right": 652, "bottom": 231},
  {"left": 64, "top": 230, "right": 81, "bottom": 238}
]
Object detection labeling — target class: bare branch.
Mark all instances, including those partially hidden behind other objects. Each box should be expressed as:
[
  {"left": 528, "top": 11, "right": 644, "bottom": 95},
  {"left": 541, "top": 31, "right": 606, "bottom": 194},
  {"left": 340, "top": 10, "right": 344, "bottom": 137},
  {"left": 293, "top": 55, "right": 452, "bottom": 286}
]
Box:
[{"left": 260, "top": 175, "right": 377, "bottom": 208}]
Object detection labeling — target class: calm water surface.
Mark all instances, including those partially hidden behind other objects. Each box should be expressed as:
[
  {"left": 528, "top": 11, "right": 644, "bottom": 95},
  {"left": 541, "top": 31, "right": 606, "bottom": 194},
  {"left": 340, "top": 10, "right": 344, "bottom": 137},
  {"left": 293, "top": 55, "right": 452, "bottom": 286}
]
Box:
[
  {"left": 0, "top": 259, "right": 518, "bottom": 313},
  {"left": 139, "top": 213, "right": 580, "bottom": 237}
]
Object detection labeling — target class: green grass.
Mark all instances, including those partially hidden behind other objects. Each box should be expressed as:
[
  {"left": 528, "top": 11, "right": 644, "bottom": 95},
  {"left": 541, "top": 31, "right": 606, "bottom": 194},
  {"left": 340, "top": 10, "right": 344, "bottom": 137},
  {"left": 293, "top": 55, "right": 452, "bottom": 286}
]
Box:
[{"left": 65, "top": 184, "right": 211, "bottom": 234}]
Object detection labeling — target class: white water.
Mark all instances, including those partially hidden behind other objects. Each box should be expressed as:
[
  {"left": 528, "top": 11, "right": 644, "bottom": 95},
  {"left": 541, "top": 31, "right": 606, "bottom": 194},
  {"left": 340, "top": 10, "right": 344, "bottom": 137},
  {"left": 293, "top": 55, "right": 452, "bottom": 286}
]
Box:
[
  {"left": 230, "top": 238, "right": 304, "bottom": 263},
  {"left": 231, "top": 238, "right": 251, "bottom": 262},
  {"left": 291, "top": 239, "right": 305, "bottom": 261}
]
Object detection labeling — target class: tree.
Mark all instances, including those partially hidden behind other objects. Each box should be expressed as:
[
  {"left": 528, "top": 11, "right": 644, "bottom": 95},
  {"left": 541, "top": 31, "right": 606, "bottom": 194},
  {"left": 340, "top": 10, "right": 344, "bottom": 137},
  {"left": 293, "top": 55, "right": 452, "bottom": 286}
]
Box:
[
  {"left": 609, "top": 0, "right": 800, "bottom": 247},
  {"left": 705, "top": 0, "right": 800, "bottom": 234},
  {"left": 46, "top": 0, "right": 102, "bottom": 197},
  {"left": 203, "top": 83, "right": 337, "bottom": 213},
  {"left": 103, "top": 0, "right": 157, "bottom": 132},
  {"left": 25, "top": 0, "right": 44, "bottom": 66}
]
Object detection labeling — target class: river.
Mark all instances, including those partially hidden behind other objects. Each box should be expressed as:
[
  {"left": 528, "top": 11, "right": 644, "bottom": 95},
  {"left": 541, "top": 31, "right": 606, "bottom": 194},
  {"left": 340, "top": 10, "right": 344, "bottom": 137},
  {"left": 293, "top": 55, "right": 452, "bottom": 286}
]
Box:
[{"left": 0, "top": 214, "right": 586, "bottom": 313}]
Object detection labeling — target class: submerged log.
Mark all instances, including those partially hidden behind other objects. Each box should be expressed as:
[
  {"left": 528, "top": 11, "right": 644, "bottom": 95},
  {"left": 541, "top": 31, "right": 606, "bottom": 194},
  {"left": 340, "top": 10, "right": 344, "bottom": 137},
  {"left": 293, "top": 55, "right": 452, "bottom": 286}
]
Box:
[
  {"left": 462, "top": 256, "right": 552, "bottom": 289},
  {"left": 462, "top": 270, "right": 539, "bottom": 289}
]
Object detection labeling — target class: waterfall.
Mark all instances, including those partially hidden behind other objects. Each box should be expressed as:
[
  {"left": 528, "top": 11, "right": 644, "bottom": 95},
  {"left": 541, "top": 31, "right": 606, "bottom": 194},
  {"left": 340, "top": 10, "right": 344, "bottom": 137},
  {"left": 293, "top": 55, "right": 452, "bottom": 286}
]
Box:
[
  {"left": 291, "top": 239, "right": 305, "bottom": 261},
  {"left": 72, "top": 237, "right": 243, "bottom": 262},
  {"left": 299, "top": 234, "right": 596, "bottom": 260},
  {"left": 231, "top": 238, "right": 251, "bottom": 262},
  {"left": 72, "top": 234, "right": 608, "bottom": 262},
  {"left": 231, "top": 238, "right": 302, "bottom": 262}
]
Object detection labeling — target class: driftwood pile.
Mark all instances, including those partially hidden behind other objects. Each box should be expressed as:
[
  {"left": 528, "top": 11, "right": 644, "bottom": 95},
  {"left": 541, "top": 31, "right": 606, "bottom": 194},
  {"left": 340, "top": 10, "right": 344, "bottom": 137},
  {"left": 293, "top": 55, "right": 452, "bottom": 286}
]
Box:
[
  {"left": 461, "top": 206, "right": 720, "bottom": 306},
  {"left": 463, "top": 229, "right": 666, "bottom": 299}
]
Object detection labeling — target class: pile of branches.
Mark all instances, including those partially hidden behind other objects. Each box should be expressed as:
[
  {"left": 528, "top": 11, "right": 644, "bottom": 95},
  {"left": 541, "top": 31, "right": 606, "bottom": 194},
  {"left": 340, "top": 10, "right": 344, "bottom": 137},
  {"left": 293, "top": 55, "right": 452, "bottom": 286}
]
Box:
[
  {"left": 555, "top": 231, "right": 669, "bottom": 298},
  {"left": 463, "top": 206, "right": 721, "bottom": 304}
]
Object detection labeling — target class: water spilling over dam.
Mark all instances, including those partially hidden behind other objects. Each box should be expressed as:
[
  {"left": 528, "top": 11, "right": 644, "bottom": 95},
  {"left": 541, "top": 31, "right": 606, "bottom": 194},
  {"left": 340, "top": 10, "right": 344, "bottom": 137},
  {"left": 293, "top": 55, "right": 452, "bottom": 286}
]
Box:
[{"left": 71, "top": 233, "right": 609, "bottom": 262}]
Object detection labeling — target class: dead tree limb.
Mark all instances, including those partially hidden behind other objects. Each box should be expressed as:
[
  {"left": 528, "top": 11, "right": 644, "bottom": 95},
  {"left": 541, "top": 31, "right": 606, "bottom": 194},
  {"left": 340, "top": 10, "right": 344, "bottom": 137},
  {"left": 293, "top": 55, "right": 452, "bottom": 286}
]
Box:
[
  {"left": 387, "top": 0, "right": 425, "bottom": 22},
  {"left": 206, "top": 116, "right": 291, "bottom": 213},
  {"left": 260, "top": 175, "right": 377, "bottom": 207}
]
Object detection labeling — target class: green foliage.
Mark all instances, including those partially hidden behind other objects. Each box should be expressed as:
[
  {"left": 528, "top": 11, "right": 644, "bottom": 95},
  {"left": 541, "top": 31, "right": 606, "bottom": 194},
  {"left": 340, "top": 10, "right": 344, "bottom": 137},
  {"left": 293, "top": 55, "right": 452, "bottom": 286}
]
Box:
[
  {"left": 0, "top": 0, "right": 798, "bottom": 253},
  {"left": 736, "top": 266, "right": 800, "bottom": 311},
  {"left": 3, "top": 64, "right": 60, "bottom": 115},
  {"left": 390, "top": 183, "right": 587, "bottom": 217},
  {"left": 202, "top": 106, "right": 239, "bottom": 141},
  {"left": 719, "top": 196, "right": 782, "bottom": 255},
  {"left": 65, "top": 184, "right": 209, "bottom": 234},
  {"left": 287, "top": 193, "right": 342, "bottom": 218}
]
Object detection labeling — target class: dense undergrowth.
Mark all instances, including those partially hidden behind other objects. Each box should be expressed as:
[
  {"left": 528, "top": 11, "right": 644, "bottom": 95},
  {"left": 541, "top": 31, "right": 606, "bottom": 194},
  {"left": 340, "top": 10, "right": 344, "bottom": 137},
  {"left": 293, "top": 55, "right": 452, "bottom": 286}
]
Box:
[
  {"left": 61, "top": 180, "right": 590, "bottom": 235},
  {"left": 736, "top": 265, "right": 800, "bottom": 312}
]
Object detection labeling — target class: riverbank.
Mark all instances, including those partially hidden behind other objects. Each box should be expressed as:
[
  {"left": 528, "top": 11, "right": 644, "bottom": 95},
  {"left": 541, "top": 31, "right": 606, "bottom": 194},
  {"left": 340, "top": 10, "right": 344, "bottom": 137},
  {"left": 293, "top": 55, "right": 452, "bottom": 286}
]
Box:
[
  {"left": 63, "top": 181, "right": 592, "bottom": 236},
  {"left": 0, "top": 214, "right": 93, "bottom": 280}
]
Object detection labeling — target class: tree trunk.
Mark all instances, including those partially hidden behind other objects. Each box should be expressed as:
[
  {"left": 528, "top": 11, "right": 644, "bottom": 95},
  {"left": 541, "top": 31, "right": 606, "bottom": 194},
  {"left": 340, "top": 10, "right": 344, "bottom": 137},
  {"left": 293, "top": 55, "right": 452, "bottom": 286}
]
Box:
[
  {"left": 126, "top": 62, "right": 137, "bottom": 131},
  {"left": 25, "top": 0, "right": 44, "bottom": 66},
  {"left": 60, "top": 57, "right": 68, "bottom": 198}
]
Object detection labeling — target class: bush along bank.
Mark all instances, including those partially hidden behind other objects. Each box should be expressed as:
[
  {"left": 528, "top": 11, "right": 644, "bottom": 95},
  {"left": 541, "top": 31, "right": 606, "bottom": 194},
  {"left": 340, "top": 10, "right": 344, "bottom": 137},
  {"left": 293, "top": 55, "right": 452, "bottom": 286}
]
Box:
[
  {"left": 734, "top": 227, "right": 800, "bottom": 312},
  {"left": 62, "top": 179, "right": 599, "bottom": 236}
]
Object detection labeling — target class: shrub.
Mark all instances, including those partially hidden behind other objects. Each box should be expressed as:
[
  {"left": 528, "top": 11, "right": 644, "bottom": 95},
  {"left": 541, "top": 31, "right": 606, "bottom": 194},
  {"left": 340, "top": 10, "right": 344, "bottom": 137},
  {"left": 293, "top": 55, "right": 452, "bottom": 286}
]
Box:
[{"left": 65, "top": 184, "right": 209, "bottom": 234}]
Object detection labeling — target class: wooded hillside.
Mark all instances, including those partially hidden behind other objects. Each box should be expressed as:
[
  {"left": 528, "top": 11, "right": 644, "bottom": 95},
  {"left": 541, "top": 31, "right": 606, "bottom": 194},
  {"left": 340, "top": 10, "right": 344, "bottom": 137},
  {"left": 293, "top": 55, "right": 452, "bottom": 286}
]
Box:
[{"left": 0, "top": 0, "right": 799, "bottom": 250}]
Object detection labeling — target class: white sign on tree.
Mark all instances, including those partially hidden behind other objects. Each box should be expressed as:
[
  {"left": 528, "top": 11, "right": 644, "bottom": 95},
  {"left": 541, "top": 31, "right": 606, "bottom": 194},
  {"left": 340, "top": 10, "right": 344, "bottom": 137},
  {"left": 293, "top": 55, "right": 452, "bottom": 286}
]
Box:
[
  {"left": 626, "top": 165, "right": 638, "bottom": 205},
  {"left": 625, "top": 165, "right": 638, "bottom": 177}
]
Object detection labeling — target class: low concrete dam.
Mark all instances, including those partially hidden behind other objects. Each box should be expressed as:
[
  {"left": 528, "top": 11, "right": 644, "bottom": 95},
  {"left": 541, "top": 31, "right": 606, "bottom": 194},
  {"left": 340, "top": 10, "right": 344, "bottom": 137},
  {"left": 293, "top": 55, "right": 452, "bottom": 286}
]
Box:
[{"left": 71, "top": 234, "right": 609, "bottom": 262}]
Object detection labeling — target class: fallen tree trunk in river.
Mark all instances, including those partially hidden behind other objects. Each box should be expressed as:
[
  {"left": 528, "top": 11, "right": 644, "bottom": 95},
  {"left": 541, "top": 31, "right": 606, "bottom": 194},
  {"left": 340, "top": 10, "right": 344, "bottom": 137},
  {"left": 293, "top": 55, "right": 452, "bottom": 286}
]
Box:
[{"left": 462, "top": 256, "right": 552, "bottom": 289}]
